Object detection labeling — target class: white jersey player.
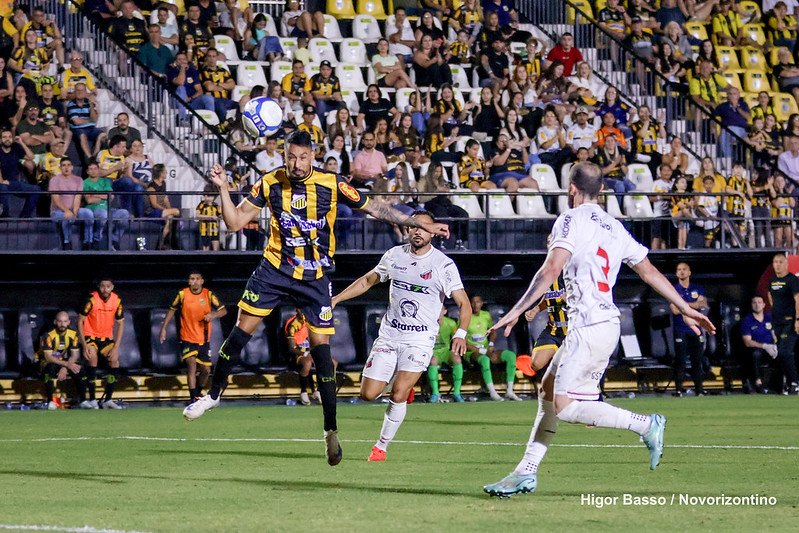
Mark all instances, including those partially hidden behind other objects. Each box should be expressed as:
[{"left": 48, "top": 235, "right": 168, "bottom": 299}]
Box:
[
  {"left": 483, "top": 162, "right": 715, "bottom": 498},
  {"left": 333, "top": 210, "right": 472, "bottom": 462}
]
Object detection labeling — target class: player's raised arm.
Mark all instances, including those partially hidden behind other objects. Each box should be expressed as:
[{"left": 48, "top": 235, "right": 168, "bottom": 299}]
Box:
[
  {"left": 208, "top": 164, "right": 260, "bottom": 232},
  {"left": 450, "top": 288, "right": 471, "bottom": 357},
  {"left": 632, "top": 257, "right": 716, "bottom": 335},
  {"left": 332, "top": 270, "right": 381, "bottom": 309},
  {"left": 490, "top": 248, "right": 571, "bottom": 337},
  {"left": 362, "top": 201, "right": 451, "bottom": 239}
]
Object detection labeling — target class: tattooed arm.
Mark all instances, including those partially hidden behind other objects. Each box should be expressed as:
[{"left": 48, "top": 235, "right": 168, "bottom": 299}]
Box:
[{"left": 362, "top": 200, "right": 451, "bottom": 238}]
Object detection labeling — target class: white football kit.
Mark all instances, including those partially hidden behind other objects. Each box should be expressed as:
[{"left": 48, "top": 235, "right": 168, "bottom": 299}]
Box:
[
  {"left": 547, "top": 203, "right": 649, "bottom": 400},
  {"left": 363, "top": 245, "right": 465, "bottom": 382}
]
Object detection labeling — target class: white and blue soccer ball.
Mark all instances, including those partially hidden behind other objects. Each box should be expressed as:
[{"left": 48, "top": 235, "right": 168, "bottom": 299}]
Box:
[{"left": 242, "top": 97, "right": 283, "bottom": 138}]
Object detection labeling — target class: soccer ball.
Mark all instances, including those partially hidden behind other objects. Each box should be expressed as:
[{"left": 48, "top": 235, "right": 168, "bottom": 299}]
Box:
[{"left": 242, "top": 97, "right": 283, "bottom": 138}]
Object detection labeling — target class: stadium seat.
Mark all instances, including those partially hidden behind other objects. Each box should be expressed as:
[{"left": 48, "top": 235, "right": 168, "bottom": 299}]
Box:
[
  {"left": 242, "top": 319, "right": 272, "bottom": 368},
  {"left": 560, "top": 162, "right": 573, "bottom": 189},
  {"left": 231, "top": 85, "right": 251, "bottom": 102},
  {"left": 336, "top": 63, "right": 368, "bottom": 90},
  {"left": 623, "top": 195, "right": 655, "bottom": 218},
  {"left": 339, "top": 89, "right": 360, "bottom": 114},
  {"left": 488, "top": 306, "right": 518, "bottom": 354},
  {"left": 237, "top": 63, "right": 268, "bottom": 88},
  {"left": 485, "top": 189, "right": 519, "bottom": 218},
  {"left": 194, "top": 109, "right": 219, "bottom": 127},
  {"left": 278, "top": 38, "right": 298, "bottom": 60},
  {"left": 455, "top": 137, "right": 485, "bottom": 159},
  {"left": 353, "top": 14, "right": 381, "bottom": 43},
  {"left": 271, "top": 61, "right": 293, "bottom": 83},
  {"left": 304, "top": 61, "right": 321, "bottom": 79},
  {"left": 516, "top": 189, "right": 556, "bottom": 218},
  {"left": 322, "top": 15, "right": 344, "bottom": 41},
  {"left": 649, "top": 303, "right": 674, "bottom": 360},
  {"left": 743, "top": 23, "right": 766, "bottom": 46},
  {"left": 604, "top": 194, "right": 627, "bottom": 218},
  {"left": 616, "top": 304, "right": 638, "bottom": 361},
  {"left": 364, "top": 304, "right": 385, "bottom": 356},
  {"left": 451, "top": 190, "right": 485, "bottom": 218},
  {"left": 566, "top": 0, "right": 593, "bottom": 24},
  {"left": 357, "top": 0, "right": 387, "bottom": 19},
  {"left": 115, "top": 311, "right": 141, "bottom": 370},
  {"left": 525, "top": 307, "right": 549, "bottom": 352},
  {"left": 774, "top": 93, "right": 799, "bottom": 122},
  {"left": 452, "top": 88, "right": 466, "bottom": 109},
  {"left": 215, "top": 36, "right": 239, "bottom": 62},
  {"left": 0, "top": 313, "right": 5, "bottom": 372},
  {"left": 339, "top": 38, "right": 368, "bottom": 65},
  {"left": 329, "top": 308, "right": 357, "bottom": 366},
  {"left": 742, "top": 71, "right": 768, "bottom": 93},
  {"left": 327, "top": 0, "right": 357, "bottom": 19},
  {"left": 769, "top": 46, "right": 794, "bottom": 67},
  {"left": 150, "top": 309, "right": 179, "bottom": 369},
  {"left": 741, "top": 47, "right": 767, "bottom": 72},
  {"left": 739, "top": 0, "right": 761, "bottom": 23},
  {"left": 263, "top": 14, "right": 279, "bottom": 38},
  {"left": 685, "top": 21, "right": 708, "bottom": 41},
  {"left": 626, "top": 163, "right": 654, "bottom": 191},
  {"left": 715, "top": 46, "right": 741, "bottom": 71},
  {"left": 309, "top": 38, "right": 337, "bottom": 63},
  {"left": 529, "top": 164, "right": 563, "bottom": 192},
  {"left": 393, "top": 88, "right": 415, "bottom": 112},
  {"left": 449, "top": 65, "right": 471, "bottom": 90},
  {"left": 18, "top": 310, "right": 47, "bottom": 364}
]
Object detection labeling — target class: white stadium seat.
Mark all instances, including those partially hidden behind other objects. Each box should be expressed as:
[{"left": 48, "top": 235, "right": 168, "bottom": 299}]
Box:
[
  {"left": 560, "top": 162, "right": 573, "bottom": 189},
  {"left": 451, "top": 190, "right": 485, "bottom": 218},
  {"left": 278, "top": 38, "right": 298, "bottom": 60},
  {"left": 232, "top": 85, "right": 251, "bottom": 102},
  {"left": 353, "top": 14, "right": 381, "bottom": 43},
  {"left": 516, "top": 189, "right": 556, "bottom": 218},
  {"left": 309, "top": 38, "right": 338, "bottom": 63},
  {"left": 322, "top": 15, "right": 343, "bottom": 41},
  {"left": 336, "top": 63, "right": 367, "bottom": 90},
  {"left": 529, "top": 164, "right": 563, "bottom": 192},
  {"left": 449, "top": 65, "right": 471, "bottom": 90},
  {"left": 604, "top": 194, "right": 627, "bottom": 218},
  {"left": 394, "top": 87, "right": 415, "bottom": 112},
  {"left": 486, "top": 190, "right": 520, "bottom": 218},
  {"left": 263, "top": 14, "right": 279, "bottom": 38},
  {"left": 626, "top": 163, "right": 654, "bottom": 191},
  {"left": 271, "top": 61, "right": 293, "bottom": 83},
  {"left": 304, "top": 62, "right": 321, "bottom": 79},
  {"left": 623, "top": 195, "right": 655, "bottom": 218},
  {"left": 237, "top": 63, "right": 268, "bottom": 87},
  {"left": 215, "top": 36, "right": 239, "bottom": 62},
  {"left": 339, "top": 38, "right": 368, "bottom": 65}
]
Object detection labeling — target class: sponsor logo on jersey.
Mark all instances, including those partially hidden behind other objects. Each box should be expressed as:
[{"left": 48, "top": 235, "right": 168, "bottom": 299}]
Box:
[
  {"left": 561, "top": 214, "right": 571, "bottom": 237},
  {"left": 291, "top": 194, "right": 307, "bottom": 209},
  {"left": 399, "top": 299, "right": 419, "bottom": 318},
  {"left": 338, "top": 181, "right": 361, "bottom": 203},
  {"left": 691, "top": 291, "right": 698, "bottom": 299},
  {"left": 279, "top": 212, "right": 327, "bottom": 231},
  {"left": 392, "top": 280, "right": 430, "bottom": 294},
  {"left": 392, "top": 264, "right": 407, "bottom": 271},
  {"left": 285, "top": 235, "right": 319, "bottom": 247},
  {"left": 250, "top": 180, "right": 262, "bottom": 199},
  {"left": 287, "top": 256, "right": 331, "bottom": 270},
  {"left": 543, "top": 288, "right": 564, "bottom": 300},
  {"left": 590, "top": 212, "right": 612, "bottom": 231},
  {"left": 319, "top": 306, "right": 333, "bottom": 321},
  {"left": 389, "top": 319, "right": 428, "bottom": 332},
  {"left": 420, "top": 270, "right": 432, "bottom": 280}
]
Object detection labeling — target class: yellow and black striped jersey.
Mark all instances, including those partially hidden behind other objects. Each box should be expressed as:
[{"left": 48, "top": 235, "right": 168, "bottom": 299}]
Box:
[
  {"left": 97, "top": 149, "right": 124, "bottom": 180},
  {"left": 196, "top": 201, "right": 221, "bottom": 237},
  {"left": 305, "top": 74, "right": 340, "bottom": 96},
  {"left": 449, "top": 41, "right": 471, "bottom": 63},
  {"left": 750, "top": 103, "right": 776, "bottom": 124},
  {"left": 630, "top": 120, "right": 660, "bottom": 154},
  {"left": 458, "top": 154, "right": 487, "bottom": 184},
  {"left": 41, "top": 327, "right": 79, "bottom": 360},
  {"left": 424, "top": 131, "right": 444, "bottom": 156},
  {"left": 281, "top": 72, "right": 307, "bottom": 97},
  {"left": 726, "top": 175, "right": 748, "bottom": 216},
  {"left": 245, "top": 167, "right": 370, "bottom": 280},
  {"left": 452, "top": 6, "right": 481, "bottom": 31},
  {"left": 200, "top": 66, "right": 233, "bottom": 99},
  {"left": 298, "top": 122, "right": 324, "bottom": 145},
  {"left": 542, "top": 275, "right": 568, "bottom": 336}
]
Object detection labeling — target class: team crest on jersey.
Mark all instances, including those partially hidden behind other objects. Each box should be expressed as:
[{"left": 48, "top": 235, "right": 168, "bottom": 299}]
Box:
[
  {"left": 420, "top": 270, "right": 432, "bottom": 280},
  {"left": 338, "top": 181, "right": 361, "bottom": 202},
  {"left": 399, "top": 299, "right": 419, "bottom": 318},
  {"left": 199, "top": 299, "right": 205, "bottom": 304},
  {"left": 291, "top": 194, "right": 307, "bottom": 209},
  {"left": 319, "top": 306, "right": 333, "bottom": 321}
]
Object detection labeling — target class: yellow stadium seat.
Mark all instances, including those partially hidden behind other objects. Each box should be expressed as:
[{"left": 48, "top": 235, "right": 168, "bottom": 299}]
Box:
[
  {"left": 743, "top": 71, "right": 768, "bottom": 93},
  {"left": 716, "top": 46, "right": 741, "bottom": 70},
  {"left": 567, "top": 0, "right": 593, "bottom": 24},
  {"left": 772, "top": 77, "right": 781, "bottom": 93},
  {"left": 741, "top": 47, "right": 768, "bottom": 72},
  {"left": 357, "top": 0, "right": 387, "bottom": 19},
  {"left": 721, "top": 72, "right": 743, "bottom": 93},
  {"left": 769, "top": 46, "right": 795, "bottom": 67},
  {"left": 774, "top": 93, "right": 799, "bottom": 122},
  {"left": 739, "top": 0, "right": 762, "bottom": 23},
  {"left": 595, "top": 0, "right": 607, "bottom": 12},
  {"left": 743, "top": 92, "right": 759, "bottom": 110},
  {"left": 743, "top": 23, "right": 766, "bottom": 46},
  {"left": 327, "top": 0, "right": 357, "bottom": 19},
  {"left": 685, "top": 21, "right": 709, "bottom": 41}
]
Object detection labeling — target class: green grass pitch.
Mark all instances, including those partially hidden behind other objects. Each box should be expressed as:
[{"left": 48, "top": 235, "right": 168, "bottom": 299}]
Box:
[{"left": 0, "top": 396, "right": 796, "bottom": 532}]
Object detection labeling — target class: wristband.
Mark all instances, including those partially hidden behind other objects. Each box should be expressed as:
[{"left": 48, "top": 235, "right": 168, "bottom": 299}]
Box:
[
  {"left": 488, "top": 341, "right": 494, "bottom": 347},
  {"left": 453, "top": 328, "right": 467, "bottom": 340}
]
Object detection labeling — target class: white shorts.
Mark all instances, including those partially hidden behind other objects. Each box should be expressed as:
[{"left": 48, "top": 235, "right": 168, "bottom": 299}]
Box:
[
  {"left": 361, "top": 337, "right": 433, "bottom": 383},
  {"left": 553, "top": 320, "right": 620, "bottom": 401}
]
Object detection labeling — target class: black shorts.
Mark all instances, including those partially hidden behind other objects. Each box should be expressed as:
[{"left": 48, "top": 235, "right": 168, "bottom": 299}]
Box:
[
  {"left": 533, "top": 329, "right": 565, "bottom": 352},
  {"left": 200, "top": 234, "right": 219, "bottom": 247},
  {"left": 85, "top": 336, "right": 115, "bottom": 356},
  {"left": 181, "top": 341, "right": 211, "bottom": 366},
  {"left": 238, "top": 258, "right": 335, "bottom": 335}
]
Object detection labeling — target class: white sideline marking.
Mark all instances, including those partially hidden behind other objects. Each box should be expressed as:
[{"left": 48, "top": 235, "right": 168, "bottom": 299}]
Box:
[
  {"left": 0, "top": 436, "right": 796, "bottom": 450},
  {"left": 0, "top": 525, "right": 150, "bottom": 533}
]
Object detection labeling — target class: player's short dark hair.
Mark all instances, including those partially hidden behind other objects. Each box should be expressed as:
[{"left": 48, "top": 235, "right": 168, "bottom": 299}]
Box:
[
  {"left": 465, "top": 139, "right": 479, "bottom": 150},
  {"left": 188, "top": 269, "right": 203, "bottom": 278},
  {"left": 702, "top": 175, "right": 715, "bottom": 183},
  {"left": 285, "top": 129, "right": 313, "bottom": 148},
  {"left": 97, "top": 276, "right": 113, "bottom": 286},
  {"left": 412, "top": 209, "right": 436, "bottom": 223},
  {"left": 293, "top": 59, "right": 304, "bottom": 67},
  {"left": 109, "top": 135, "right": 126, "bottom": 148},
  {"left": 569, "top": 162, "right": 603, "bottom": 199}
]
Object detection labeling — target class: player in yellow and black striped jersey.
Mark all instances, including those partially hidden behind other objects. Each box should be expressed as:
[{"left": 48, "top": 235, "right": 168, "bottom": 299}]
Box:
[
  {"left": 196, "top": 194, "right": 221, "bottom": 251},
  {"left": 525, "top": 272, "right": 568, "bottom": 373},
  {"left": 188, "top": 129, "right": 452, "bottom": 462},
  {"left": 40, "top": 311, "right": 88, "bottom": 408}
]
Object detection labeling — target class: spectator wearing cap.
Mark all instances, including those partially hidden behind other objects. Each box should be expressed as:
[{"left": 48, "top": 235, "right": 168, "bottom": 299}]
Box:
[
  {"left": 15, "top": 102, "right": 54, "bottom": 163},
  {"left": 566, "top": 105, "right": 597, "bottom": 156},
  {"left": 305, "top": 60, "right": 343, "bottom": 124},
  {"left": 298, "top": 104, "right": 325, "bottom": 160},
  {"left": 200, "top": 47, "right": 237, "bottom": 122},
  {"left": 623, "top": 16, "right": 655, "bottom": 88},
  {"left": 544, "top": 33, "right": 583, "bottom": 77}
]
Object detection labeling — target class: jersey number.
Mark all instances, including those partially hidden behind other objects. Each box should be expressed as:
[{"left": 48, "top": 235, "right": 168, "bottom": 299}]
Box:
[{"left": 597, "top": 247, "right": 610, "bottom": 293}]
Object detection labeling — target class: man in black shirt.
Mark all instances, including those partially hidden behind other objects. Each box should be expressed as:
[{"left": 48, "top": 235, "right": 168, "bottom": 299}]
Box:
[
  {"left": 0, "top": 129, "right": 39, "bottom": 217},
  {"left": 478, "top": 38, "right": 509, "bottom": 94},
  {"left": 767, "top": 253, "right": 799, "bottom": 395},
  {"left": 111, "top": 1, "right": 148, "bottom": 75}
]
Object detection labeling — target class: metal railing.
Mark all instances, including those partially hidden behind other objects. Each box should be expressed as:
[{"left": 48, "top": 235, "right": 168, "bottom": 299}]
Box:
[
  {"left": 0, "top": 189, "right": 784, "bottom": 252},
  {"left": 518, "top": 0, "right": 756, "bottom": 175}
]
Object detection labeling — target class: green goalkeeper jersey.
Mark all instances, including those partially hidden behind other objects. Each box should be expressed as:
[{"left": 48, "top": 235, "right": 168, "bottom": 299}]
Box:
[
  {"left": 433, "top": 316, "right": 458, "bottom": 359},
  {"left": 467, "top": 310, "right": 493, "bottom": 349}
]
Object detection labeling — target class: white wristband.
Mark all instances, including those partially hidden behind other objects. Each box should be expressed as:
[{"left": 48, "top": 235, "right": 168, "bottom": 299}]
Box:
[
  {"left": 453, "top": 328, "right": 467, "bottom": 340},
  {"left": 489, "top": 341, "right": 494, "bottom": 347}
]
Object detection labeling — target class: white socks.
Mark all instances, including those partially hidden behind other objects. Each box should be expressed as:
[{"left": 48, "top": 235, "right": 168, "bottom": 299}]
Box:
[
  {"left": 557, "top": 400, "right": 651, "bottom": 435},
  {"left": 375, "top": 400, "right": 407, "bottom": 451},
  {"left": 506, "top": 382, "right": 514, "bottom": 393},
  {"left": 514, "top": 398, "right": 558, "bottom": 475},
  {"left": 486, "top": 383, "right": 499, "bottom": 395}
]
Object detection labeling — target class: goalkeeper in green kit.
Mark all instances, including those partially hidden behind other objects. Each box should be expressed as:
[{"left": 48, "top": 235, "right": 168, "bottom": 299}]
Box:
[
  {"left": 464, "top": 295, "right": 521, "bottom": 401},
  {"left": 428, "top": 307, "right": 465, "bottom": 403}
]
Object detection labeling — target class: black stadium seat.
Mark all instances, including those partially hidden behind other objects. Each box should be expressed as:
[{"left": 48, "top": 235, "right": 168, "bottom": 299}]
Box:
[
  {"left": 364, "top": 304, "right": 386, "bottom": 356},
  {"left": 242, "top": 319, "right": 272, "bottom": 368},
  {"left": 330, "top": 308, "right": 357, "bottom": 367},
  {"left": 150, "top": 309, "right": 180, "bottom": 369},
  {"left": 0, "top": 313, "right": 6, "bottom": 372},
  {"left": 18, "top": 310, "right": 48, "bottom": 365},
  {"left": 488, "top": 306, "right": 518, "bottom": 354},
  {"left": 117, "top": 311, "right": 142, "bottom": 369},
  {"left": 648, "top": 302, "right": 674, "bottom": 362}
]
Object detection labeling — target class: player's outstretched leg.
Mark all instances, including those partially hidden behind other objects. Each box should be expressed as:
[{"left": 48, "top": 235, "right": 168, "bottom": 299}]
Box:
[
  {"left": 640, "top": 414, "right": 667, "bottom": 470},
  {"left": 311, "top": 343, "right": 341, "bottom": 466},
  {"left": 183, "top": 326, "right": 251, "bottom": 421}
]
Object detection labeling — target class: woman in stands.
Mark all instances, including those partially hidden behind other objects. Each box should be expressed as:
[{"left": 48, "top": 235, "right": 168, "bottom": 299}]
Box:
[
  {"left": 765, "top": 2, "right": 798, "bottom": 50},
  {"left": 281, "top": 0, "right": 326, "bottom": 39},
  {"left": 535, "top": 60, "right": 574, "bottom": 121},
  {"left": 9, "top": 29, "right": 49, "bottom": 99},
  {"left": 502, "top": 106, "right": 531, "bottom": 148},
  {"left": 124, "top": 139, "right": 154, "bottom": 186},
  {"left": 328, "top": 107, "right": 358, "bottom": 152},
  {"left": 654, "top": 42, "right": 687, "bottom": 91},
  {"left": 660, "top": 22, "right": 694, "bottom": 71},
  {"left": 696, "top": 40, "right": 726, "bottom": 74},
  {"left": 750, "top": 169, "right": 776, "bottom": 248},
  {"left": 414, "top": 10, "right": 446, "bottom": 48},
  {"left": 406, "top": 87, "right": 432, "bottom": 136},
  {"left": 145, "top": 164, "right": 182, "bottom": 250},
  {"left": 267, "top": 81, "right": 295, "bottom": 129},
  {"left": 566, "top": 61, "right": 606, "bottom": 109},
  {"left": 488, "top": 131, "right": 537, "bottom": 193},
  {"left": 413, "top": 34, "right": 452, "bottom": 87},
  {"left": 694, "top": 156, "right": 726, "bottom": 193},
  {"left": 394, "top": 112, "right": 425, "bottom": 168},
  {"left": 358, "top": 84, "right": 400, "bottom": 132},
  {"left": 416, "top": 162, "right": 468, "bottom": 249},
  {"left": 595, "top": 86, "right": 631, "bottom": 137},
  {"left": 0, "top": 57, "right": 15, "bottom": 129},
  {"left": 772, "top": 174, "right": 794, "bottom": 248},
  {"left": 7, "top": 84, "right": 28, "bottom": 130},
  {"left": 242, "top": 13, "right": 283, "bottom": 62},
  {"left": 180, "top": 33, "right": 202, "bottom": 68},
  {"left": 325, "top": 133, "right": 351, "bottom": 176},
  {"left": 372, "top": 38, "right": 414, "bottom": 90},
  {"left": 434, "top": 83, "right": 475, "bottom": 136},
  {"left": 372, "top": 117, "right": 402, "bottom": 161},
  {"left": 784, "top": 113, "right": 799, "bottom": 141},
  {"left": 424, "top": 112, "right": 459, "bottom": 165},
  {"left": 535, "top": 106, "right": 573, "bottom": 177},
  {"left": 472, "top": 86, "right": 504, "bottom": 140},
  {"left": 508, "top": 65, "right": 539, "bottom": 109},
  {"left": 670, "top": 174, "right": 694, "bottom": 250}
]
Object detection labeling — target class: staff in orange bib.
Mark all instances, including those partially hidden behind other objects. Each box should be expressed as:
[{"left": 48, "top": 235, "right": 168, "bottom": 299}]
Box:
[
  {"left": 160, "top": 271, "right": 227, "bottom": 403},
  {"left": 77, "top": 278, "right": 125, "bottom": 409}
]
